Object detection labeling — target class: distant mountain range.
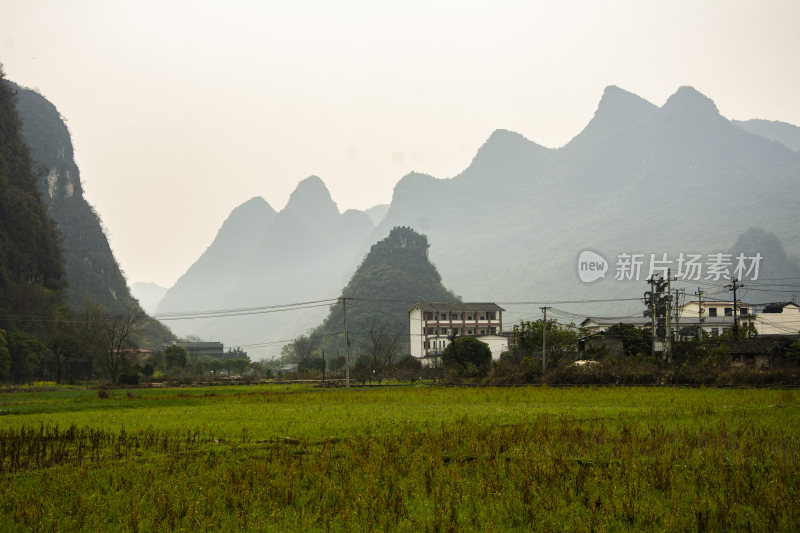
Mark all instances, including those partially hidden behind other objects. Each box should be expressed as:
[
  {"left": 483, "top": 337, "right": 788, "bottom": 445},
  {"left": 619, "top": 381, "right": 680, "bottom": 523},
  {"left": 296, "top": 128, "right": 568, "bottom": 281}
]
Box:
[
  {"left": 156, "top": 176, "right": 375, "bottom": 352},
  {"left": 154, "top": 85, "right": 800, "bottom": 355},
  {"left": 372, "top": 85, "right": 799, "bottom": 312},
  {"left": 130, "top": 282, "right": 168, "bottom": 315},
  {"left": 733, "top": 119, "right": 800, "bottom": 152}
]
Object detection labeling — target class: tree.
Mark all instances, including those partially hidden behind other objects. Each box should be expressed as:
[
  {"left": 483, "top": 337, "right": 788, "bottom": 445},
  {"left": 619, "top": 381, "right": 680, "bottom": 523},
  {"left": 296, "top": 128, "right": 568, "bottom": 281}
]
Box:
[
  {"left": 0, "top": 330, "right": 12, "bottom": 382},
  {"left": 352, "top": 354, "right": 373, "bottom": 384},
  {"left": 328, "top": 355, "right": 347, "bottom": 372},
  {"left": 282, "top": 334, "right": 318, "bottom": 363},
  {"left": 442, "top": 337, "right": 492, "bottom": 377},
  {"left": 221, "top": 358, "right": 250, "bottom": 377},
  {"left": 164, "top": 345, "right": 188, "bottom": 370},
  {"left": 512, "top": 319, "right": 582, "bottom": 364},
  {"left": 45, "top": 317, "right": 80, "bottom": 384},
  {"left": 207, "top": 359, "right": 223, "bottom": 377},
  {"left": 604, "top": 323, "right": 652, "bottom": 357},
  {"left": 787, "top": 340, "right": 800, "bottom": 364},
  {"left": 355, "top": 320, "right": 402, "bottom": 384},
  {"left": 6, "top": 330, "right": 45, "bottom": 383},
  {"left": 298, "top": 357, "right": 324, "bottom": 373},
  {"left": 224, "top": 347, "right": 249, "bottom": 361},
  {"left": 394, "top": 354, "right": 422, "bottom": 382},
  {"left": 88, "top": 305, "right": 141, "bottom": 384}
]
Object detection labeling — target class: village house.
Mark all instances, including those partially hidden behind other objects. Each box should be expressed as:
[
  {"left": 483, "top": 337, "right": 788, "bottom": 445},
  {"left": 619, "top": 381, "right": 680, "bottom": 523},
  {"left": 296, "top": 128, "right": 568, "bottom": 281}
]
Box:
[
  {"left": 678, "top": 299, "right": 751, "bottom": 318},
  {"left": 408, "top": 302, "right": 508, "bottom": 365},
  {"left": 170, "top": 341, "right": 225, "bottom": 361},
  {"left": 581, "top": 299, "right": 758, "bottom": 339},
  {"left": 752, "top": 302, "right": 800, "bottom": 336}
]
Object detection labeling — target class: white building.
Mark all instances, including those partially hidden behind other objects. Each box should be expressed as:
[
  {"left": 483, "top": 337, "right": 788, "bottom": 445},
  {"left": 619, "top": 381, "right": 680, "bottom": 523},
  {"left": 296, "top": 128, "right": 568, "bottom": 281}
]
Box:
[
  {"left": 753, "top": 302, "right": 800, "bottom": 336},
  {"left": 678, "top": 300, "right": 751, "bottom": 320},
  {"left": 408, "top": 303, "right": 507, "bottom": 364},
  {"left": 581, "top": 299, "right": 757, "bottom": 339}
]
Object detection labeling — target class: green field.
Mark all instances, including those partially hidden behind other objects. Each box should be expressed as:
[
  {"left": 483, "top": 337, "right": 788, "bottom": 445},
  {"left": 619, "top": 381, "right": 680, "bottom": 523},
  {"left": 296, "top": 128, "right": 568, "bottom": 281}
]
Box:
[{"left": 0, "top": 384, "right": 798, "bottom": 531}]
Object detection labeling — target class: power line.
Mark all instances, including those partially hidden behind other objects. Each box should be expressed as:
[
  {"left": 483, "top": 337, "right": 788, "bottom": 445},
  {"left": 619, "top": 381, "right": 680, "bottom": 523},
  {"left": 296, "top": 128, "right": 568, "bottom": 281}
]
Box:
[{"left": 152, "top": 299, "right": 339, "bottom": 320}]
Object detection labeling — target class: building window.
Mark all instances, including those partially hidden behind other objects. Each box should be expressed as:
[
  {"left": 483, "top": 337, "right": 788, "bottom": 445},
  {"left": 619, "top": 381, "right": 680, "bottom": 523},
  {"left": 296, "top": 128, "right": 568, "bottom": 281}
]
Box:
[
  {"left": 467, "top": 329, "right": 473, "bottom": 335},
  {"left": 479, "top": 315, "right": 485, "bottom": 320},
  {"left": 427, "top": 327, "right": 435, "bottom": 334},
  {"left": 711, "top": 328, "right": 719, "bottom": 336},
  {"left": 487, "top": 312, "right": 496, "bottom": 320},
  {"left": 424, "top": 312, "right": 434, "bottom": 320},
  {"left": 740, "top": 308, "right": 749, "bottom": 315},
  {"left": 490, "top": 327, "right": 496, "bottom": 335},
  {"left": 441, "top": 313, "right": 447, "bottom": 320},
  {"left": 724, "top": 308, "right": 733, "bottom": 317},
  {"left": 708, "top": 308, "right": 717, "bottom": 317},
  {"left": 480, "top": 329, "right": 486, "bottom": 335},
  {"left": 467, "top": 314, "right": 473, "bottom": 320}
]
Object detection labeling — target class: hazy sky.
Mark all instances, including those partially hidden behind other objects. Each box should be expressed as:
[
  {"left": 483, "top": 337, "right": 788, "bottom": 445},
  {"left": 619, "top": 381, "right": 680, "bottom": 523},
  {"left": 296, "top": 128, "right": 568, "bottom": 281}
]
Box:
[{"left": 1, "top": 0, "right": 798, "bottom": 288}]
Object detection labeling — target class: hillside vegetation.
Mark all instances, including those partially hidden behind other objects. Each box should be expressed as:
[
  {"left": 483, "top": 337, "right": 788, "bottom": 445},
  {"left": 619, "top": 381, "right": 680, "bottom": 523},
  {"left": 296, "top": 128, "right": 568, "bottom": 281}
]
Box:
[{"left": 306, "top": 226, "right": 459, "bottom": 360}]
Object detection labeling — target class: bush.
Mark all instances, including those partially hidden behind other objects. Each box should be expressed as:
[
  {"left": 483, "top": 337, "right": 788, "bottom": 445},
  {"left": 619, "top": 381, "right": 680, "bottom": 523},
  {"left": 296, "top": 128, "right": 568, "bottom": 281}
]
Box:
[
  {"left": 442, "top": 338, "right": 492, "bottom": 378},
  {"left": 488, "top": 358, "right": 540, "bottom": 385},
  {"left": 393, "top": 354, "right": 422, "bottom": 382},
  {"left": 118, "top": 373, "right": 140, "bottom": 386}
]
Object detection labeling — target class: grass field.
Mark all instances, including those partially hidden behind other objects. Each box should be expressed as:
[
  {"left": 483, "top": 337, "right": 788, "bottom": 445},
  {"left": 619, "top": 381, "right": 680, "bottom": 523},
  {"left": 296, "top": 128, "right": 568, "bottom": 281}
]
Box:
[{"left": 0, "top": 384, "right": 798, "bottom": 531}]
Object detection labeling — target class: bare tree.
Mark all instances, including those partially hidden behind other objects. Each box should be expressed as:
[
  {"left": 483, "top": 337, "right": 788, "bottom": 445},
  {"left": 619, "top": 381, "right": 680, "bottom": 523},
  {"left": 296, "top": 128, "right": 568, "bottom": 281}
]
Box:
[
  {"left": 46, "top": 319, "right": 77, "bottom": 384},
  {"left": 355, "top": 320, "right": 403, "bottom": 383},
  {"left": 77, "top": 301, "right": 141, "bottom": 384},
  {"left": 99, "top": 311, "right": 141, "bottom": 384}
]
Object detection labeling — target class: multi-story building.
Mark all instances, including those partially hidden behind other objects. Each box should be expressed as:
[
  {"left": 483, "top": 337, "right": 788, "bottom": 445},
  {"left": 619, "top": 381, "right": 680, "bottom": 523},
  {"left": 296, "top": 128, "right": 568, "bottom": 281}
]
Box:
[{"left": 408, "top": 303, "right": 506, "bottom": 362}]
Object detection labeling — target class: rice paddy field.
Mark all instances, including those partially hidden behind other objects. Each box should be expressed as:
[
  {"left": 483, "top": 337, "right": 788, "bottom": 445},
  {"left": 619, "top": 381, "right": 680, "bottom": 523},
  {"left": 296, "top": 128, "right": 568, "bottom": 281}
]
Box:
[{"left": 0, "top": 384, "right": 798, "bottom": 531}]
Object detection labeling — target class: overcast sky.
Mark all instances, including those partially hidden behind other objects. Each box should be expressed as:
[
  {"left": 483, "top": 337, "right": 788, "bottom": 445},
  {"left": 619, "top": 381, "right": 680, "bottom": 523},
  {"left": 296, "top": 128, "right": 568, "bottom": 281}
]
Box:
[{"left": 1, "top": 0, "right": 798, "bottom": 288}]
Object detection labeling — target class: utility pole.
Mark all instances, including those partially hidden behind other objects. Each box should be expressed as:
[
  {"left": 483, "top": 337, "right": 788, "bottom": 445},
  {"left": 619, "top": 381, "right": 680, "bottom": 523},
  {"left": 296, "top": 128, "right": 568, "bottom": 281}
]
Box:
[
  {"left": 342, "top": 297, "right": 350, "bottom": 387},
  {"left": 725, "top": 278, "right": 744, "bottom": 339},
  {"left": 540, "top": 306, "right": 551, "bottom": 375},
  {"left": 695, "top": 288, "right": 704, "bottom": 342},
  {"left": 646, "top": 277, "right": 657, "bottom": 356},
  {"left": 674, "top": 289, "right": 683, "bottom": 344},
  {"left": 322, "top": 349, "right": 325, "bottom": 383},
  {"left": 665, "top": 269, "right": 673, "bottom": 360}
]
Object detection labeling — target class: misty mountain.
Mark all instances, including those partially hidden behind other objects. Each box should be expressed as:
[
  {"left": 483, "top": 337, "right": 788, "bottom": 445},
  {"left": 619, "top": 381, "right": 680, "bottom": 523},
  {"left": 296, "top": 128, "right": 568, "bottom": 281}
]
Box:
[
  {"left": 372, "top": 85, "right": 800, "bottom": 316},
  {"left": 8, "top": 81, "right": 173, "bottom": 347},
  {"left": 364, "top": 204, "right": 389, "bottom": 225},
  {"left": 130, "top": 282, "right": 168, "bottom": 315},
  {"left": 728, "top": 228, "right": 800, "bottom": 306},
  {"left": 160, "top": 84, "right": 800, "bottom": 354},
  {"left": 0, "top": 74, "right": 64, "bottom": 335},
  {"left": 158, "top": 176, "right": 374, "bottom": 354},
  {"left": 733, "top": 119, "right": 800, "bottom": 152},
  {"left": 309, "top": 226, "right": 459, "bottom": 355},
  {"left": 157, "top": 196, "right": 276, "bottom": 316}
]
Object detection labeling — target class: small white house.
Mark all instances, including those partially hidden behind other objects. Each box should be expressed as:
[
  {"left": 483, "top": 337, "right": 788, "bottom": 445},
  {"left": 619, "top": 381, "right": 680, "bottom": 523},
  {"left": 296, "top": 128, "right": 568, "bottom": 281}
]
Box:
[
  {"left": 678, "top": 300, "right": 751, "bottom": 320},
  {"left": 753, "top": 302, "right": 800, "bottom": 336}
]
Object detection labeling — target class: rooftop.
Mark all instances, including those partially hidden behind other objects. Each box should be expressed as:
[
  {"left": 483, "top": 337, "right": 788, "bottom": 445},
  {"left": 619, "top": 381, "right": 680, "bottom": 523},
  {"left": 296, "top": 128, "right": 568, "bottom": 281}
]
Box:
[{"left": 409, "top": 302, "right": 505, "bottom": 313}]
